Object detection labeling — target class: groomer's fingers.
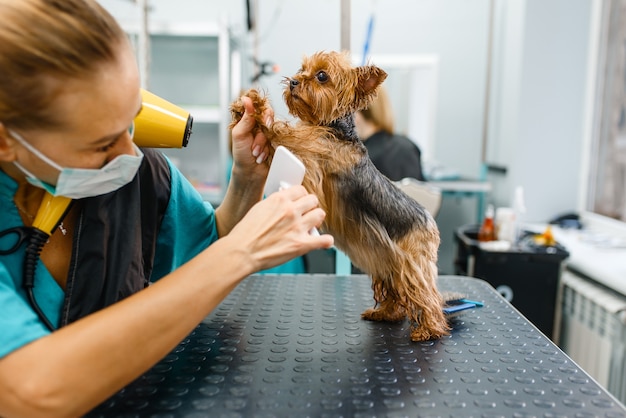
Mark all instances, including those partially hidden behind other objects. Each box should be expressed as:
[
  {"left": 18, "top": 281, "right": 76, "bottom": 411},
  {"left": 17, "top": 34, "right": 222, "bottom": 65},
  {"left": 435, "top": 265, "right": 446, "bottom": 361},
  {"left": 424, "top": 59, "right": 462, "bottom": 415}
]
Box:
[
  {"left": 294, "top": 191, "right": 321, "bottom": 216},
  {"left": 303, "top": 207, "right": 327, "bottom": 230},
  {"left": 252, "top": 102, "right": 274, "bottom": 163},
  {"left": 262, "top": 105, "right": 274, "bottom": 128},
  {"left": 276, "top": 187, "right": 329, "bottom": 237},
  {"left": 231, "top": 96, "right": 256, "bottom": 136},
  {"left": 268, "top": 186, "right": 318, "bottom": 220},
  {"left": 251, "top": 130, "right": 269, "bottom": 164},
  {"left": 276, "top": 184, "right": 308, "bottom": 199}
]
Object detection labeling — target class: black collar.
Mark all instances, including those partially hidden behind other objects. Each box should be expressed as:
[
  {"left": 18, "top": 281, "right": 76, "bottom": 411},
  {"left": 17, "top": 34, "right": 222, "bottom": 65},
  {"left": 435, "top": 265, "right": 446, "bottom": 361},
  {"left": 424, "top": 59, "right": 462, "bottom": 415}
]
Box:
[{"left": 328, "top": 114, "right": 359, "bottom": 143}]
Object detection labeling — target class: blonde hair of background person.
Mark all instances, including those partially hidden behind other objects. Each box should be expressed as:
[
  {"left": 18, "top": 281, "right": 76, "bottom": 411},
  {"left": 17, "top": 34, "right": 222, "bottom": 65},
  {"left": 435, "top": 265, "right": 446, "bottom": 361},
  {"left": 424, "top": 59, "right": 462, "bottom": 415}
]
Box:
[
  {"left": 358, "top": 85, "right": 395, "bottom": 135},
  {"left": 355, "top": 86, "right": 426, "bottom": 182},
  {"left": 0, "top": 1, "right": 333, "bottom": 417}
]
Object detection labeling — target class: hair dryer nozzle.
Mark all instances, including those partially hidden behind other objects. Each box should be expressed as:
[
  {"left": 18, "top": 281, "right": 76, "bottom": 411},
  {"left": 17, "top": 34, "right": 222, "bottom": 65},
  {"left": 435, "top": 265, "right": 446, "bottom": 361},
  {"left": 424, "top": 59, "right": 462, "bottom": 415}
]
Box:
[{"left": 133, "top": 89, "right": 193, "bottom": 148}]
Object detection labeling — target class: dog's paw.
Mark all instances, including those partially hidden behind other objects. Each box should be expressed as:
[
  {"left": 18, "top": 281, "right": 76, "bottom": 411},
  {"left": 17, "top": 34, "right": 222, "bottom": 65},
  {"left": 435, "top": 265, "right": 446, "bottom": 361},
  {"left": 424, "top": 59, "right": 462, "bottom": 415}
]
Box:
[
  {"left": 409, "top": 321, "right": 450, "bottom": 341},
  {"left": 361, "top": 307, "right": 405, "bottom": 322},
  {"left": 244, "top": 89, "right": 269, "bottom": 113},
  {"left": 229, "top": 97, "right": 246, "bottom": 129},
  {"left": 409, "top": 326, "right": 436, "bottom": 342},
  {"left": 229, "top": 89, "right": 270, "bottom": 130},
  {"left": 409, "top": 327, "right": 447, "bottom": 342}
]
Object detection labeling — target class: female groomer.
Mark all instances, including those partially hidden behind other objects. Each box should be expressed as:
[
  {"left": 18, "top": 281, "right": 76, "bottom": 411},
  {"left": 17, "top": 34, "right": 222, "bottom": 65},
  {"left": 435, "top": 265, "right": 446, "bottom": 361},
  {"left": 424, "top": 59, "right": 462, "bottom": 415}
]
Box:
[{"left": 0, "top": 1, "right": 333, "bottom": 417}]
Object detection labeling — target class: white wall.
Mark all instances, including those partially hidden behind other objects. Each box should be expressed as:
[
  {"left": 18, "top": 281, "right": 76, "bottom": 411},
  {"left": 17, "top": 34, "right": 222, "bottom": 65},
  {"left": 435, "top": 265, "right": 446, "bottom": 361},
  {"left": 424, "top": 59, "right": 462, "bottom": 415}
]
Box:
[
  {"left": 514, "top": 0, "right": 590, "bottom": 222},
  {"left": 487, "top": 0, "right": 592, "bottom": 223},
  {"left": 99, "top": 0, "right": 245, "bottom": 24}
]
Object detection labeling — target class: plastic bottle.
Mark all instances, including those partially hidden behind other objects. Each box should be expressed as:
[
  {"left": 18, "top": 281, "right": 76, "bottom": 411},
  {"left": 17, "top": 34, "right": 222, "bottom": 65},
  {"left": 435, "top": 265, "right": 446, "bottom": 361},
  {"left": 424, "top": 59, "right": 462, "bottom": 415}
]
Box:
[
  {"left": 478, "top": 204, "right": 496, "bottom": 242},
  {"left": 512, "top": 186, "right": 526, "bottom": 243},
  {"left": 495, "top": 207, "right": 516, "bottom": 243}
]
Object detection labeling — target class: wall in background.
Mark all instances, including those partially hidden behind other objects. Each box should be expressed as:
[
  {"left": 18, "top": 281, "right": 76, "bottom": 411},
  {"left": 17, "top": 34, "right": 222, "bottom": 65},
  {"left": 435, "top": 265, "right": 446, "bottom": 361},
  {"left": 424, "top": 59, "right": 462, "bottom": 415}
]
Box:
[
  {"left": 100, "top": 0, "right": 244, "bottom": 23},
  {"left": 486, "top": 0, "right": 591, "bottom": 223}
]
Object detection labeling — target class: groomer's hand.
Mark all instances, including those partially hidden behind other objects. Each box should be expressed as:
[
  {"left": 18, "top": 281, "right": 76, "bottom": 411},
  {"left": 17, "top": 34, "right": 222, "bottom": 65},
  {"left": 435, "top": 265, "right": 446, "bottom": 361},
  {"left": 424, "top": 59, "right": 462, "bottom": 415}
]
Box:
[
  {"left": 216, "top": 95, "right": 275, "bottom": 237},
  {"left": 230, "top": 96, "right": 272, "bottom": 180},
  {"left": 227, "top": 185, "right": 334, "bottom": 272}
]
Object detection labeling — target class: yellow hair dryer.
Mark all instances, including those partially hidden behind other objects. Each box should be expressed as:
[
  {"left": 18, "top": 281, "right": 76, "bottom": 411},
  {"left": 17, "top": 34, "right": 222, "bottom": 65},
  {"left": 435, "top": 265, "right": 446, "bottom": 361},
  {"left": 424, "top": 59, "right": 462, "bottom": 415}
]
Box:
[
  {"left": 32, "top": 90, "right": 193, "bottom": 235},
  {"left": 133, "top": 89, "right": 193, "bottom": 148}
]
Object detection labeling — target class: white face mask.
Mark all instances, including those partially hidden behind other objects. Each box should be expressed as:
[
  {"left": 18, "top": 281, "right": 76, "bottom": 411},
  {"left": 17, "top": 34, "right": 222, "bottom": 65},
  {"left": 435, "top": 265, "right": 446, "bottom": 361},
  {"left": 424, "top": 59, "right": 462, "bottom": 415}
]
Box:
[{"left": 9, "top": 126, "right": 144, "bottom": 199}]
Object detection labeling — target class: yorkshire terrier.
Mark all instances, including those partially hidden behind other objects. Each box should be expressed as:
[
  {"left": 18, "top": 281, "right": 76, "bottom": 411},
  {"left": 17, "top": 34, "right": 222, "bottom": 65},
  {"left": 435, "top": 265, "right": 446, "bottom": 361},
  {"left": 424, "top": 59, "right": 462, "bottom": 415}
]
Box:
[{"left": 230, "top": 51, "right": 449, "bottom": 341}]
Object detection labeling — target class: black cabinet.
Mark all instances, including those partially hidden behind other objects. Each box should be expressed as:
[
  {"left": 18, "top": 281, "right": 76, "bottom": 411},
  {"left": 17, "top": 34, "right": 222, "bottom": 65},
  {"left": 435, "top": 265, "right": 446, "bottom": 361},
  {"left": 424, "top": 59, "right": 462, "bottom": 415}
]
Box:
[{"left": 454, "top": 225, "right": 569, "bottom": 338}]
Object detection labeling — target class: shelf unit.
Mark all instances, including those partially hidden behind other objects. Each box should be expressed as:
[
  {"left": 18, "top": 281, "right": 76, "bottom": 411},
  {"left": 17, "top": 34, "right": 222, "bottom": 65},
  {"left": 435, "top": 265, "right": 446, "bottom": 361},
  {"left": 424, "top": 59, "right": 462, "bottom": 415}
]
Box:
[{"left": 120, "top": 18, "right": 240, "bottom": 206}]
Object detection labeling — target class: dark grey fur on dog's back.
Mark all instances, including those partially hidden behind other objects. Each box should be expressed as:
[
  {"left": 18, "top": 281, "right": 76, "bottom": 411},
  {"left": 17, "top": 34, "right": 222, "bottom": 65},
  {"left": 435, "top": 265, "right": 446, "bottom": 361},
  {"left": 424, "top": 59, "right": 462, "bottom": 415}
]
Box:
[
  {"left": 330, "top": 117, "right": 431, "bottom": 241},
  {"left": 338, "top": 157, "right": 430, "bottom": 241}
]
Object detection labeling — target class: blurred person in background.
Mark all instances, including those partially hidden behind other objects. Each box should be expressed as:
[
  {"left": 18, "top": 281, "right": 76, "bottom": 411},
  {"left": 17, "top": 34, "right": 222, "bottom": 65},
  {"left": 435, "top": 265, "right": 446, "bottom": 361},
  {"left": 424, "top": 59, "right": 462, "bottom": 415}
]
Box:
[{"left": 355, "top": 86, "right": 426, "bottom": 182}]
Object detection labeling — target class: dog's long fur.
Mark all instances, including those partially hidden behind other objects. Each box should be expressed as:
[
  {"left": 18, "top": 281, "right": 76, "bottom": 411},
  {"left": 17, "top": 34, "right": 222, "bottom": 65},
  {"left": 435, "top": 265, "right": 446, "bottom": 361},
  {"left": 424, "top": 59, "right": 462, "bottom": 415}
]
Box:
[{"left": 230, "top": 51, "right": 449, "bottom": 341}]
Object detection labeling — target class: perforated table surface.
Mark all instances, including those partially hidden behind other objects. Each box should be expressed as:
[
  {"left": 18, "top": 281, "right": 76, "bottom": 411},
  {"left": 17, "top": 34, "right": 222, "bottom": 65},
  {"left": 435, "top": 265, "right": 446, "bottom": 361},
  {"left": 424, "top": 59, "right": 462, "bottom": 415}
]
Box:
[{"left": 88, "top": 275, "right": 626, "bottom": 417}]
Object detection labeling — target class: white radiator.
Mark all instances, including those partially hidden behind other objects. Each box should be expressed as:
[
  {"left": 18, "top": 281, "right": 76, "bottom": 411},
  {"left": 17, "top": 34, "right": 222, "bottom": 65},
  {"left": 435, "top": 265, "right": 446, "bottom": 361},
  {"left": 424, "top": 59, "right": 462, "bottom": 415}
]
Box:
[{"left": 557, "top": 270, "right": 626, "bottom": 403}]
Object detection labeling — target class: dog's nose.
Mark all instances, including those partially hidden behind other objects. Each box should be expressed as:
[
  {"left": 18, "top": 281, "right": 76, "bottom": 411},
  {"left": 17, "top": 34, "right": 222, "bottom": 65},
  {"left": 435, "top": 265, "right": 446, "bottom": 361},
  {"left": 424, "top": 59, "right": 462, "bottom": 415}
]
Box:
[{"left": 290, "top": 79, "right": 299, "bottom": 90}]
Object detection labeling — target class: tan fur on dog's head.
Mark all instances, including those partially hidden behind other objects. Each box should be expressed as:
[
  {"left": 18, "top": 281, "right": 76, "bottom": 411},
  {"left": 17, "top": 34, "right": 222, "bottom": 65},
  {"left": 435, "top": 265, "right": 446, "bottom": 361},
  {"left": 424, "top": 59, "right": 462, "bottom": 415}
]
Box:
[{"left": 282, "top": 51, "right": 388, "bottom": 125}]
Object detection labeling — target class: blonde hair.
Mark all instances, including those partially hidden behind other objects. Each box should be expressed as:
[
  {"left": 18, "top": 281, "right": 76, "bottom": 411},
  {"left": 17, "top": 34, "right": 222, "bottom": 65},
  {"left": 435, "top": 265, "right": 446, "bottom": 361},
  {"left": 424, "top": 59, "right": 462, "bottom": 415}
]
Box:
[
  {"left": 359, "top": 85, "right": 395, "bottom": 135},
  {"left": 0, "top": 0, "right": 127, "bottom": 130}
]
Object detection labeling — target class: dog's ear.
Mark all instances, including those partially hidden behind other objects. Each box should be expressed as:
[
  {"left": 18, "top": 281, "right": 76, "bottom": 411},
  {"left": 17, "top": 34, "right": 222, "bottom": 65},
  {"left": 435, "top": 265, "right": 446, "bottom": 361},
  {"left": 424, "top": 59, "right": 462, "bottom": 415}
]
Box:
[{"left": 355, "top": 66, "right": 388, "bottom": 109}]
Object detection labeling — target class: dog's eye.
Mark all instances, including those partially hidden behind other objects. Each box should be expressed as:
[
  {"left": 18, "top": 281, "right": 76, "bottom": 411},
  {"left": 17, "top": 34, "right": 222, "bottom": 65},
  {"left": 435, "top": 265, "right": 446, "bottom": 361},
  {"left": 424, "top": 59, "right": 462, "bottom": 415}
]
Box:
[{"left": 316, "top": 71, "right": 329, "bottom": 83}]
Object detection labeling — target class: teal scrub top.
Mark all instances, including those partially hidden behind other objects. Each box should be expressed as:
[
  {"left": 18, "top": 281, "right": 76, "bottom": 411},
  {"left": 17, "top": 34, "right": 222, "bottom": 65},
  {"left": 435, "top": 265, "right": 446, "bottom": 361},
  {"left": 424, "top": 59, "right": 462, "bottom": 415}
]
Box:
[{"left": 0, "top": 157, "right": 217, "bottom": 359}]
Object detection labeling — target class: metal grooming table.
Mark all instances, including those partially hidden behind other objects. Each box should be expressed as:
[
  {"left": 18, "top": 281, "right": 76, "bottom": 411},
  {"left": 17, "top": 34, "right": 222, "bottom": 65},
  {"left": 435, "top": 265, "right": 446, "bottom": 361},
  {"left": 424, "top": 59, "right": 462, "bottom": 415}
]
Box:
[{"left": 87, "top": 275, "right": 626, "bottom": 417}]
